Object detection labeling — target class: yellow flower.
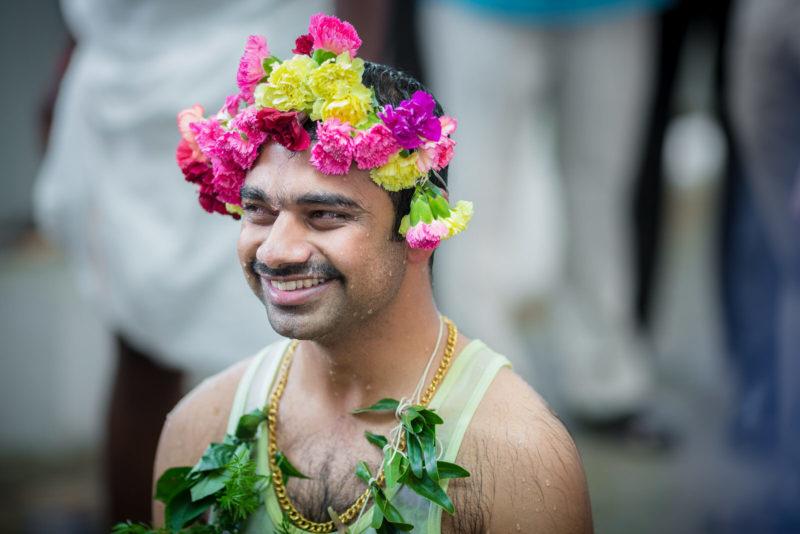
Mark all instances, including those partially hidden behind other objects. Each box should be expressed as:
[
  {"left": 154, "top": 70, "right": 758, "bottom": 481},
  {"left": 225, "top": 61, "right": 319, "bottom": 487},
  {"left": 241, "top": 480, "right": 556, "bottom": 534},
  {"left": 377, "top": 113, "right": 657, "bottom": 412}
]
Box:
[
  {"left": 308, "top": 54, "right": 365, "bottom": 101},
  {"left": 255, "top": 55, "right": 317, "bottom": 112},
  {"left": 442, "top": 200, "right": 473, "bottom": 238},
  {"left": 370, "top": 152, "right": 424, "bottom": 192},
  {"left": 313, "top": 85, "right": 373, "bottom": 126}
]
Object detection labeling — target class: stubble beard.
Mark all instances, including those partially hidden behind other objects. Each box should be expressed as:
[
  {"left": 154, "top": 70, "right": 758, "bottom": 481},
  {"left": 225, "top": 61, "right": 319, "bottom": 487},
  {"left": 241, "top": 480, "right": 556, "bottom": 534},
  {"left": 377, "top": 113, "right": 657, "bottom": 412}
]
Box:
[{"left": 257, "top": 244, "right": 408, "bottom": 344}]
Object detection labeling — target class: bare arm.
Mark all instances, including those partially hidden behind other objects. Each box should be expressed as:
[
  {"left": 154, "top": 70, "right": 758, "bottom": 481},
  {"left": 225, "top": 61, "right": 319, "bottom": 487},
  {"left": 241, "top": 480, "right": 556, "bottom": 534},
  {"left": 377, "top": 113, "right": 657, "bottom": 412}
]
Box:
[
  {"left": 151, "top": 358, "right": 251, "bottom": 525},
  {"left": 453, "top": 368, "right": 594, "bottom": 533}
]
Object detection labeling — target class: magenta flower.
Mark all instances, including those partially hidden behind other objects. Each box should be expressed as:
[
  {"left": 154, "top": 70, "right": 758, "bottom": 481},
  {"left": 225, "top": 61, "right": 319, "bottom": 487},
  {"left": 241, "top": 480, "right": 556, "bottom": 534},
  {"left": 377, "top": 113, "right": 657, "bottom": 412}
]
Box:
[
  {"left": 352, "top": 123, "right": 401, "bottom": 169},
  {"left": 405, "top": 220, "right": 448, "bottom": 250},
  {"left": 191, "top": 118, "right": 225, "bottom": 158},
  {"left": 211, "top": 158, "right": 246, "bottom": 206},
  {"left": 220, "top": 94, "right": 243, "bottom": 117},
  {"left": 308, "top": 13, "right": 361, "bottom": 57},
  {"left": 378, "top": 91, "right": 442, "bottom": 150},
  {"left": 176, "top": 140, "right": 213, "bottom": 185},
  {"left": 237, "top": 35, "right": 270, "bottom": 104},
  {"left": 198, "top": 182, "right": 235, "bottom": 218},
  {"left": 310, "top": 118, "right": 354, "bottom": 175},
  {"left": 293, "top": 33, "right": 314, "bottom": 55},
  {"left": 256, "top": 108, "right": 310, "bottom": 152}
]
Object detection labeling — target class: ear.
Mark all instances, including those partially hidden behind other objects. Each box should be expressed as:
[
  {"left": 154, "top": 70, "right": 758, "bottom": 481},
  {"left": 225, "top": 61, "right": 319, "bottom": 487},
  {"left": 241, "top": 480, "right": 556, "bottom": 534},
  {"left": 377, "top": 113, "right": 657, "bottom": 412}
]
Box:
[{"left": 407, "top": 245, "right": 434, "bottom": 265}]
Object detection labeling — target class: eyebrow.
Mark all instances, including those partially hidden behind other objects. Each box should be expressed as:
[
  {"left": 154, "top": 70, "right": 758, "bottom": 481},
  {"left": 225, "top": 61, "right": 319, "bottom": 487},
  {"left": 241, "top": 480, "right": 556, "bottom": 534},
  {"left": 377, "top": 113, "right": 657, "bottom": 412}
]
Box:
[{"left": 239, "top": 185, "right": 363, "bottom": 211}]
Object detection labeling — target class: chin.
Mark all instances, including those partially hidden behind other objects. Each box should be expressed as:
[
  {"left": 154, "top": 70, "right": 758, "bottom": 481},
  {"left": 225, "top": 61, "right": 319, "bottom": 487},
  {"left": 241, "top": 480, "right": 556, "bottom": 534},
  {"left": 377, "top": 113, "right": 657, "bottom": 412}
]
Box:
[{"left": 265, "top": 305, "right": 337, "bottom": 341}]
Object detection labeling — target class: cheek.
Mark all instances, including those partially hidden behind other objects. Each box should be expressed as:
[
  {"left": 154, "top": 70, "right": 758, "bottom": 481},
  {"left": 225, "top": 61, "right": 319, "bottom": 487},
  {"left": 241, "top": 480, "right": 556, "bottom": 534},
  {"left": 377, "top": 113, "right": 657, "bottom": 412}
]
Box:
[{"left": 237, "top": 224, "right": 261, "bottom": 284}]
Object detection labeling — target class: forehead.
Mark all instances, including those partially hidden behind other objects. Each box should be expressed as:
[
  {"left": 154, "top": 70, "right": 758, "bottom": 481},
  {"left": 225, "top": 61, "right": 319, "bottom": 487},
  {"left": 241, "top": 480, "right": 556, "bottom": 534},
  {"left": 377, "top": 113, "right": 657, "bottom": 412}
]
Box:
[{"left": 244, "top": 142, "right": 391, "bottom": 211}]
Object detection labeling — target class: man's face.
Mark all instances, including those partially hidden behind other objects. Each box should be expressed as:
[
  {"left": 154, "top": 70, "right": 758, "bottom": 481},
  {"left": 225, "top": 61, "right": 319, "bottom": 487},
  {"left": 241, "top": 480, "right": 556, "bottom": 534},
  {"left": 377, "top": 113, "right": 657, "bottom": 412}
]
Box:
[{"left": 237, "top": 141, "right": 408, "bottom": 342}]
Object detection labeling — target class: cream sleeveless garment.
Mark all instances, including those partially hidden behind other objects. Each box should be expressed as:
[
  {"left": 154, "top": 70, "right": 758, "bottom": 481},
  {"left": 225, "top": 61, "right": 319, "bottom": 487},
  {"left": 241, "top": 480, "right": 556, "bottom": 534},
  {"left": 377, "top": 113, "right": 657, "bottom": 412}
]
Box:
[{"left": 225, "top": 338, "right": 511, "bottom": 533}]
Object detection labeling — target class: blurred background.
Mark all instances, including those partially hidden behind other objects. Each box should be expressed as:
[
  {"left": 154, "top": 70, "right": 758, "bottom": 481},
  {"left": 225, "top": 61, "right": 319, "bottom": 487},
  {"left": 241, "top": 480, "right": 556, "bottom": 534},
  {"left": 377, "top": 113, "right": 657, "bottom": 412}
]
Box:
[{"left": 1, "top": 0, "right": 798, "bottom": 533}]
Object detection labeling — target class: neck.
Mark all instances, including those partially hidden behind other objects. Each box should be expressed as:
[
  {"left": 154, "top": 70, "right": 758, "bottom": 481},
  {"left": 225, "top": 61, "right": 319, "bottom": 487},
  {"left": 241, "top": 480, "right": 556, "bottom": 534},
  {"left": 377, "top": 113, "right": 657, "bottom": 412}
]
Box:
[{"left": 292, "top": 275, "right": 443, "bottom": 411}]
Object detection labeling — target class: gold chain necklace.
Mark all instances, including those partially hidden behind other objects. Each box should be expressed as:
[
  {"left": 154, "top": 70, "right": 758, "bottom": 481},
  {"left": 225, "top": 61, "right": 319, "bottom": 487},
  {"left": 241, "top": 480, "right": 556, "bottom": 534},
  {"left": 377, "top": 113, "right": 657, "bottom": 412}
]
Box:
[{"left": 266, "top": 316, "right": 458, "bottom": 533}]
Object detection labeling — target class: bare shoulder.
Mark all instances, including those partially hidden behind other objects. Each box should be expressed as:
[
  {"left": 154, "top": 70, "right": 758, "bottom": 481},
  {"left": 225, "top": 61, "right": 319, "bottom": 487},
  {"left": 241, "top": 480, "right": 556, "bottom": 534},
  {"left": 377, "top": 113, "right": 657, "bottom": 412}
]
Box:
[
  {"left": 151, "top": 357, "right": 253, "bottom": 522},
  {"left": 451, "top": 367, "right": 594, "bottom": 534}
]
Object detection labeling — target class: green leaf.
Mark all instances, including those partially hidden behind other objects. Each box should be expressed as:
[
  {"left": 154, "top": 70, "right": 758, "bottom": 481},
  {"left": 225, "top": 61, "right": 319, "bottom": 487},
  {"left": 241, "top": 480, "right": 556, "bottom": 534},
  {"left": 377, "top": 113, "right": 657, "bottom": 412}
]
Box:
[
  {"left": 312, "top": 49, "right": 337, "bottom": 64},
  {"left": 355, "top": 460, "right": 372, "bottom": 484},
  {"left": 275, "top": 450, "right": 310, "bottom": 480},
  {"left": 262, "top": 56, "right": 281, "bottom": 77},
  {"left": 371, "top": 486, "right": 386, "bottom": 529},
  {"left": 154, "top": 466, "right": 192, "bottom": 504},
  {"left": 165, "top": 488, "right": 216, "bottom": 530},
  {"left": 420, "top": 427, "right": 439, "bottom": 481},
  {"left": 418, "top": 408, "right": 444, "bottom": 426},
  {"left": 401, "top": 410, "right": 424, "bottom": 434},
  {"left": 406, "top": 432, "right": 423, "bottom": 479},
  {"left": 436, "top": 461, "right": 470, "bottom": 479},
  {"left": 189, "top": 441, "right": 238, "bottom": 475},
  {"left": 350, "top": 398, "right": 400, "bottom": 414},
  {"left": 383, "top": 451, "right": 405, "bottom": 489},
  {"left": 375, "top": 490, "right": 413, "bottom": 531},
  {"left": 405, "top": 473, "right": 455, "bottom": 514},
  {"left": 189, "top": 470, "right": 229, "bottom": 501},
  {"left": 235, "top": 409, "right": 268, "bottom": 440},
  {"left": 365, "top": 431, "right": 388, "bottom": 450}
]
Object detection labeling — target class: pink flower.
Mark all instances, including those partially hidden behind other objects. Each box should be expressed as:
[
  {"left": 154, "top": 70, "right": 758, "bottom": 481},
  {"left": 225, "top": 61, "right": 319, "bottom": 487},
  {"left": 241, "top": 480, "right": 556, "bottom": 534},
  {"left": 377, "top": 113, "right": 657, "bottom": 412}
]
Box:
[
  {"left": 416, "top": 115, "right": 456, "bottom": 173},
  {"left": 308, "top": 13, "right": 361, "bottom": 57},
  {"left": 405, "top": 220, "right": 448, "bottom": 250},
  {"left": 177, "top": 105, "right": 208, "bottom": 162},
  {"left": 257, "top": 108, "right": 311, "bottom": 152},
  {"left": 352, "top": 123, "right": 401, "bottom": 169},
  {"left": 220, "top": 94, "right": 243, "bottom": 117},
  {"left": 191, "top": 118, "right": 225, "bottom": 157},
  {"left": 237, "top": 35, "right": 270, "bottom": 104},
  {"left": 310, "top": 118, "right": 354, "bottom": 175},
  {"left": 293, "top": 33, "right": 314, "bottom": 55},
  {"left": 211, "top": 158, "right": 246, "bottom": 206}
]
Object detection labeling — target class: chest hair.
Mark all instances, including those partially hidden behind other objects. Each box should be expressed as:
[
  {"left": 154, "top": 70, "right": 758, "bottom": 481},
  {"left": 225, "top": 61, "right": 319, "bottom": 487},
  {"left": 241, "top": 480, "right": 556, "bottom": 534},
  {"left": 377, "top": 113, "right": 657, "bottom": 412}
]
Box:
[{"left": 276, "top": 421, "right": 492, "bottom": 533}]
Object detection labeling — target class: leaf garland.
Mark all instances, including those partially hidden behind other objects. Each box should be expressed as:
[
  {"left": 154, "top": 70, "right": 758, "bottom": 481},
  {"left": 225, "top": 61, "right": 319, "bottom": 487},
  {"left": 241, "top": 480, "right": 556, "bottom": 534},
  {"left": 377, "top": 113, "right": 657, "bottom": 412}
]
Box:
[
  {"left": 349, "top": 398, "right": 470, "bottom": 531},
  {"left": 111, "top": 408, "right": 305, "bottom": 534},
  {"left": 114, "top": 398, "right": 469, "bottom": 534}
]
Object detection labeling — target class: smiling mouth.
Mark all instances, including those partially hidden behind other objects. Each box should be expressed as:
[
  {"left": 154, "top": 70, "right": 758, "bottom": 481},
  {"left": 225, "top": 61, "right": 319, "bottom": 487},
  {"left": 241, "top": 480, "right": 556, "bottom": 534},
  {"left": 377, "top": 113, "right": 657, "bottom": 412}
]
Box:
[{"left": 269, "top": 278, "right": 327, "bottom": 291}]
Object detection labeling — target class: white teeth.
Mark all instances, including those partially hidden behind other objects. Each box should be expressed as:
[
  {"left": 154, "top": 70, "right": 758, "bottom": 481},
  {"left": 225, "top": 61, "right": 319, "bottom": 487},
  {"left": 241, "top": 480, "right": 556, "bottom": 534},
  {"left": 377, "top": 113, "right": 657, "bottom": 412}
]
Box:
[{"left": 270, "top": 278, "right": 324, "bottom": 291}]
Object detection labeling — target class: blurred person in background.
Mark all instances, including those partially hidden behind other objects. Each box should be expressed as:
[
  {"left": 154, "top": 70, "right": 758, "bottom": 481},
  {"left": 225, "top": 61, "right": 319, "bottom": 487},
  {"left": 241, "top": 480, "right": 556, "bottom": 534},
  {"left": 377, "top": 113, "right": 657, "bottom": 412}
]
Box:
[
  {"left": 33, "top": 0, "right": 332, "bottom": 526},
  {"left": 418, "top": 0, "right": 675, "bottom": 442},
  {"left": 718, "top": 0, "right": 800, "bottom": 529}
]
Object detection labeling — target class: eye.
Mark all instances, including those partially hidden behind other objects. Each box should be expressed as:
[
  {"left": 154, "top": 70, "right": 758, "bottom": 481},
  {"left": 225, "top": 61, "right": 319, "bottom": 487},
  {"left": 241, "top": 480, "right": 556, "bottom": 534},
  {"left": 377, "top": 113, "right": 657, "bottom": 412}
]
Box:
[
  {"left": 242, "top": 203, "right": 277, "bottom": 224},
  {"left": 308, "top": 210, "right": 352, "bottom": 229},
  {"left": 311, "top": 210, "right": 347, "bottom": 220}
]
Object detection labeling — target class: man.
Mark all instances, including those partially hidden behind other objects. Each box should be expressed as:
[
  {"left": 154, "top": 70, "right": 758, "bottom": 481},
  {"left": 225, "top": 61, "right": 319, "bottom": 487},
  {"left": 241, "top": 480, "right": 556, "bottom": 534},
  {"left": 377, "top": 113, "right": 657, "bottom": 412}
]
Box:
[{"left": 153, "top": 14, "right": 592, "bottom": 533}]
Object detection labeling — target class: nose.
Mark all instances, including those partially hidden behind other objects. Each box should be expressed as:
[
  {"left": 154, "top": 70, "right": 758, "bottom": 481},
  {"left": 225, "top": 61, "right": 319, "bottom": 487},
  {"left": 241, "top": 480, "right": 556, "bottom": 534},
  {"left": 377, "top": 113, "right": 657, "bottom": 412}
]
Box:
[{"left": 256, "top": 212, "right": 312, "bottom": 269}]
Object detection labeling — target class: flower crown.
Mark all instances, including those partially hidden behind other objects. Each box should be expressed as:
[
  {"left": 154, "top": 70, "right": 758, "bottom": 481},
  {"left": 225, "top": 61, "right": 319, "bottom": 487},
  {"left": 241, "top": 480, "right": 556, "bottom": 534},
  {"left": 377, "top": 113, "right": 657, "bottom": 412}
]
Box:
[{"left": 176, "top": 13, "right": 472, "bottom": 250}]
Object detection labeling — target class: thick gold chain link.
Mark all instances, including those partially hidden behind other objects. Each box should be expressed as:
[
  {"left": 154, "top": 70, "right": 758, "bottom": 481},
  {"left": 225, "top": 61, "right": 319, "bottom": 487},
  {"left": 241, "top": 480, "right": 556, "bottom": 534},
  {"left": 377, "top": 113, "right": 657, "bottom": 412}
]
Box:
[{"left": 266, "top": 316, "right": 458, "bottom": 533}]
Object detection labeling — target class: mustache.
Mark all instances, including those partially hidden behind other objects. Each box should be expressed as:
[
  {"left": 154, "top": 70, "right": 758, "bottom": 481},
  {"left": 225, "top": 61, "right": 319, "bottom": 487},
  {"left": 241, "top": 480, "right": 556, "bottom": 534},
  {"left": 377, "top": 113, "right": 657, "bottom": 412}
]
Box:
[{"left": 251, "top": 259, "right": 343, "bottom": 280}]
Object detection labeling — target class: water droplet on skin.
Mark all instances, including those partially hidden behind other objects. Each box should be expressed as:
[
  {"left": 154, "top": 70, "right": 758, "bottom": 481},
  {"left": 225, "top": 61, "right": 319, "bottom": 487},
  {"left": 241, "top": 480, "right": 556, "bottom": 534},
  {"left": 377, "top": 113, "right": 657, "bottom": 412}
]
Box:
[
  {"left": 552, "top": 505, "right": 558, "bottom": 512},
  {"left": 535, "top": 506, "right": 544, "bottom": 513},
  {"left": 515, "top": 524, "right": 521, "bottom": 531},
  {"left": 545, "top": 479, "right": 551, "bottom": 487},
  {"left": 535, "top": 495, "right": 542, "bottom": 503}
]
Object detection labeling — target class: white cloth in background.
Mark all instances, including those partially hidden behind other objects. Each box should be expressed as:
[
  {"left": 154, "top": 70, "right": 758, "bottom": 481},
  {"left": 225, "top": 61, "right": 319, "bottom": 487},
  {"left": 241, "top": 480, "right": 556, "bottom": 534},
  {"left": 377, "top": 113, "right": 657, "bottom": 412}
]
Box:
[
  {"left": 420, "top": 1, "right": 656, "bottom": 419},
  {"left": 34, "top": 0, "right": 330, "bottom": 374}
]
